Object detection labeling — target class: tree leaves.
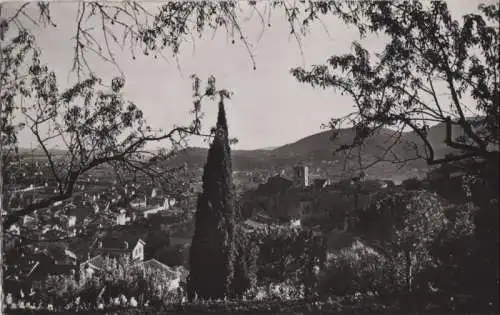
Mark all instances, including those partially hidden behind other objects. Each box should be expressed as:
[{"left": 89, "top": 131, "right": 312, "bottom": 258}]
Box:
[
  {"left": 353, "top": 189, "right": 448, "bottom": 293},
  {"left": 291, "top": 1, "right": 499, "bottom": 166}
]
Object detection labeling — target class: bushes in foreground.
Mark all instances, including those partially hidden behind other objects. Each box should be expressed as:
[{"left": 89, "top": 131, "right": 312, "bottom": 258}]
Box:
[
  {"left": 5, "top": 225, "right": 325, "bottom": 312},
  {"left": 232, "top": 223, "right": 326, "bottom": 299},
  {"left": 321, "top": 240, "right": 387, "bottom": 297},
  {"left": 319, "top": 187, "right": 491, "bottom": 312},
  {"left": 6, "top": 256, "right": 183, "bottom": 312},
  {"left": 2, "top": 297, "right": 400, "bottom": 315}
]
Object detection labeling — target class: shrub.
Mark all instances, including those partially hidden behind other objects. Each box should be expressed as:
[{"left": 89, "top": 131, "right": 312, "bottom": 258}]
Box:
[
  {"left": 352, "top": 190, "right": 448, "bottom": 295},
  {"left": 34, "top": 275, "right": 80, "bottom": 307},
  {"left": 320, "top": 240, "right": 388, "bottom": 297},
  {"left": 31, "top": 255, "right": 183, "bottom": 311},
  {"left": 231, "top": 225, "right": 259, "bottom": 298},
  {"left": 247, "top": 224, "right": 326, "bottom": 297}
]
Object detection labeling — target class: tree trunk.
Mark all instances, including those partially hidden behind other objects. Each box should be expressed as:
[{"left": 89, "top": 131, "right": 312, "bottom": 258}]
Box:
[
  {"left": 406, "top": 251, "right": 415, "bottom": 312},
  {"left": 407, "top": 252, "right": 413, "bottom": 293}
]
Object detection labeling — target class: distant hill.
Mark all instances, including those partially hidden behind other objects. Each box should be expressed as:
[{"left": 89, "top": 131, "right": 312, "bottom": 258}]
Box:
[
  {"left": 16, "top": 147, "right": 67, "bottom": 155},
  {"left": 400, "top": 122, "right": 471, "bottom": 160},
  {"left": 14, "top": 147, "right": 67, "bottom": 160},
  {"left": 164, "top": 124, "right": 461, "bottom": 180},
  {"left": 17, "top": 122, "right": 465, "bottom": 181}
]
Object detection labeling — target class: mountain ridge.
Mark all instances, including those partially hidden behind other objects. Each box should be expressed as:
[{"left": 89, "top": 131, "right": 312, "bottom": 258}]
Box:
[
  {"left": 16, "top": 122, "right": 460, "bottom": 180},
  {"left": 164, "top": 124, "right": 455, "bottom": 180}
]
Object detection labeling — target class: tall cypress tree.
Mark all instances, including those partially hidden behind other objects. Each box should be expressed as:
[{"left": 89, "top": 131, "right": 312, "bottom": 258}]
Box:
[{"left": 188, "top": 100, "right": 236, "bottom": 300}]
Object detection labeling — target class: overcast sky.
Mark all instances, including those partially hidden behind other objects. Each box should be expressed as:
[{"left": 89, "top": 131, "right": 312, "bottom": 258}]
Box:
[{"left": 9, "top": 0, "right": 489, "bottom": 150}]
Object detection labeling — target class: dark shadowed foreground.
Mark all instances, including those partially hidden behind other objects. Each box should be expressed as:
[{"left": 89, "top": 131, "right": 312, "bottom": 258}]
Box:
[{"left": 4, "top": 297, "right": 492, "bottom": 315}]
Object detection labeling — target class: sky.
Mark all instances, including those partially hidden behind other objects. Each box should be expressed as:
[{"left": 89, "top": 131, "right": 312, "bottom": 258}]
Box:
[{"left": 7, "top": 0, "right": 489, "bottom": 151}]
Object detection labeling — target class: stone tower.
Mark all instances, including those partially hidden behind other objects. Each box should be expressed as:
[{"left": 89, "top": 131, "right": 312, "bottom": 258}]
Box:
[{"left": 292, "top": 165, "right": 309, "bottom": 187}]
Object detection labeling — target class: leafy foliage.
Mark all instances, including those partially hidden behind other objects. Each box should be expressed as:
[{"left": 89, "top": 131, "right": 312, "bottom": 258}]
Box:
[
  {"left": 230, "top": 225, "right": 259, "bottom": 298},
  {"left": 292, "top": 2, "right": 499, "bottom": 166},
  {"left": 321, "top": 240, "right": 387, "bottom": 297},
  {"left": 428, "top": 202, "right": 476, "bottom": 296},
  {"left": 352, "top": 189, "right": 448, "bottom": 296},
  {"left": 10, "top": 256, "right": 183, "bottom": 311},
  {"left": 425, "top": 158, "right": 498, "bottom": 308},
  {"left": 245, "top": 224, "right": 326, "bottom": 296}
]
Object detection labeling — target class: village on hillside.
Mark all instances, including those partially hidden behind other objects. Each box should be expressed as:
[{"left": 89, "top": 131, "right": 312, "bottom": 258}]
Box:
[{"left": 2, "top": 149, "right": 473, "bottom": 312}]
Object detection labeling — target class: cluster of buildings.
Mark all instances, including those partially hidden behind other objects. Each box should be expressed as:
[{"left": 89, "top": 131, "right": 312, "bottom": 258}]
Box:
[
  {"left": 3, "top": 161, "right": 187, "bottom": 302},
  {"left": 6, "top": 180, "right": 178, "bottom": 237},
  {"left": 116, "top": 189, "right": 177, "bottom": 225},
  {"left": 4, "top": 232, "right": 187, "bottom": 301},
  {"left": 80, "top": 234, "right": 187, "bottom": 289},
  {"left": 241, "top": 164, "right": 395, "bottom": 230}
]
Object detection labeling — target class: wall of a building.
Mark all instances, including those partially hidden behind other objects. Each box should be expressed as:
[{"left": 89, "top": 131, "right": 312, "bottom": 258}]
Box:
[
  {"left": 132, "top": 243, "right": 144, "bottom": 262},
  {"left": 293, "top": 166, "right": 309, "bottom": 187}
]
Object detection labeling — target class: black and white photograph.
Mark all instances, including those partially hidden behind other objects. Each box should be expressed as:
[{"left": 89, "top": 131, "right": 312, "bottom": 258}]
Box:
[{"left": 0, "top": 1, "right": 498, "bottom": 314}]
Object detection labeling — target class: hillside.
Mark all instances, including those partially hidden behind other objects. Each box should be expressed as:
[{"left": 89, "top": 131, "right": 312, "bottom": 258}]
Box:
[
  {"left": 16, "top": 123, "right": 463, "bottom": 181},
  {"left": 164, "top": 125, "right": 454, "bottom": 180},
  {"left": 400, "top": 122, "right": 470, "bottom": 160},
  {"left": 16, "top": 147, "right": 67, "bottom": 159}
]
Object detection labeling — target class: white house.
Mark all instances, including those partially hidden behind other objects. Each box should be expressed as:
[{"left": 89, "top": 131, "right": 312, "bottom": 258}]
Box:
[
  {"left": 116, "top": 209, "right": 131, "bottom": 225},
  {"left": 130, "top": 197, "right": 147, "bottom": 209},
  {"left": 8, "top": 224, "right": 20, "bottom": 236},
  {"left": 290, "top": 218, "right": 301, "bottom": 228},
  {"left": 142, "top": 206, "right": 163, "bottom": 219},
  {"left": 165, "top": 196, "right": 177, "bottom": 209},
  {"left": 22, "top": 215, "right": 36, "bottom": 227},
  {"left": 93, "top": 235, "right": 146, "bottom": 262},
  {"left": 135, "top": 196, "right": 177, "bottom": 219},
  {"left": 67, "top": 216, "right": 76, "bottom": 228}
]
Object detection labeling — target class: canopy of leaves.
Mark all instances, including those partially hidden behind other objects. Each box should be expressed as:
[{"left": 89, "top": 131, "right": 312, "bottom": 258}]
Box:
[
  {"left": 291, "top": 2, "right": 499, "bottom": 166},
  {"left": 352, "top": 189, "right": 448, "bottom": 296},
  {"left": 354, "top": 189, "right": 447, "bottom": 255},
  {"left": 245, "top": 224, "right": 326, "bottom": 286}
]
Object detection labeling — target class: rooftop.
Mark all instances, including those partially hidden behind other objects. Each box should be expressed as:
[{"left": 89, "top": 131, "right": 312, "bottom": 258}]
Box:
[
  {"left": 135, "top": 259, "right": 185, "bottom": 280},
  {"left": 96, "top": 232, "right": 146, "bottom": 251},
  {"left": 82, "top": 255, "right": 106, "bottom": 270}
]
